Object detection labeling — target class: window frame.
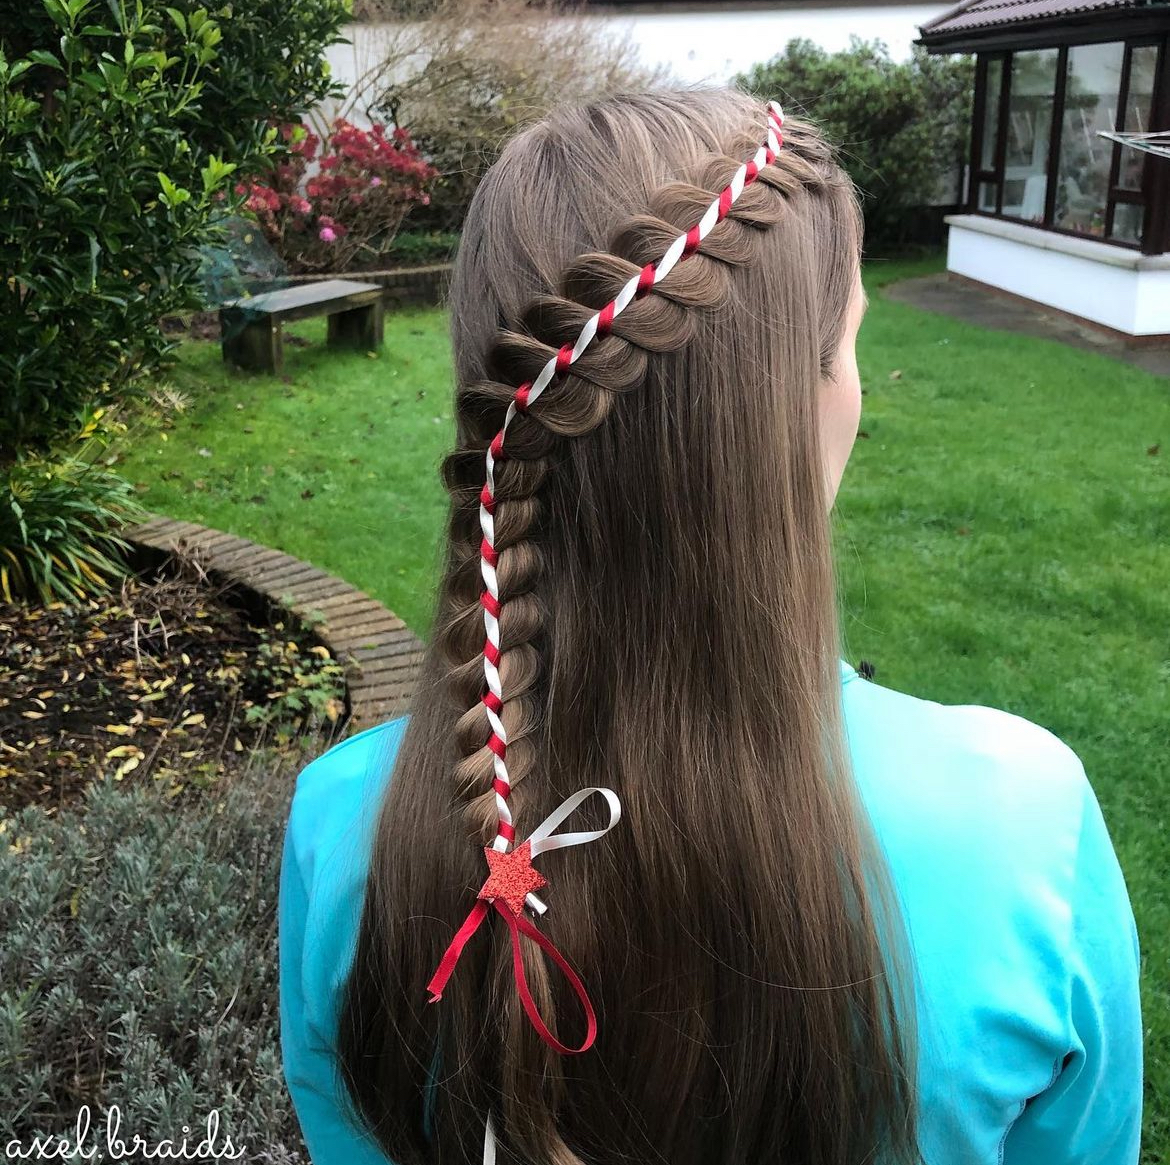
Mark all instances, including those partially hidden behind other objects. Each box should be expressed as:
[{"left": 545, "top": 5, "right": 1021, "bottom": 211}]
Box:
[{"left": 966, "top": 33, "right": 1170, "bottom": 254}]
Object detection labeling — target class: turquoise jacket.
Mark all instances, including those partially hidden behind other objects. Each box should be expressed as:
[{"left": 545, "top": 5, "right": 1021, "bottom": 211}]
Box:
[{"left": 278, "top": 658, "right": 1144, "bottom": 1164}]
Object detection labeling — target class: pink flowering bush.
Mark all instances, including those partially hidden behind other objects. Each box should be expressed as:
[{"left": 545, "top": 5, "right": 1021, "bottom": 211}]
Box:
[{"left": 237, "top": 119, "right": 439, "bottom": 273}]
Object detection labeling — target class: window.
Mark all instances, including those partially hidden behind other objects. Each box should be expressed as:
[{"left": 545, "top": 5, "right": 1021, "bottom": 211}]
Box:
[
  {"left": 1054, "top": 43, "right": 1124, "bottom": 236},
  {"left": 969, "top": 37, "right": 1165, "bottom": 251},
  {"left": 1108, "top": 44, "right": 1159, "bottom": 243},
  {"left": 976, "top": 57, "right": 1004, "bottom": 211},
  {"left": 1002, "top": 50, "right": 1059, "bottom": 222}
]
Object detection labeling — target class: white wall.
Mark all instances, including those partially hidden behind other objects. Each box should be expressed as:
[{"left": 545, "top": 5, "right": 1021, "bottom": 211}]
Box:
[
  {"left": 945, "top": 214, "right": 1170, "bottom": 337},
  {"left": 325, "top": 4, "right": 952, "bottom": 117}
]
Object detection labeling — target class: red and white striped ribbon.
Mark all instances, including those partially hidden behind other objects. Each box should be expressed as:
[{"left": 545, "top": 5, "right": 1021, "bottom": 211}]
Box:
[{"left": 477, "top": 102, "right": 785, "bottom": 911}]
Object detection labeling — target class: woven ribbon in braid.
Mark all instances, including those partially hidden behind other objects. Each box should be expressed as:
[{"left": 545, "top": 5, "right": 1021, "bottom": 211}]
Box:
[{"left": 425, "top": 100, "right": 786, "bottom": 1078}]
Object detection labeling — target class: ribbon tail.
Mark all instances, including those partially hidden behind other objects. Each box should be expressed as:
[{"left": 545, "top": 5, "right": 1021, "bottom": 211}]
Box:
[
  {"left": 484, "top": 1111, "right": 497, "bottom": 1165},
  {"left": 498, "top": 902, "right": 598, "bottom": 1055},
  {"left": 427, "top": 899, "right": 491, "bottom": 1003}
]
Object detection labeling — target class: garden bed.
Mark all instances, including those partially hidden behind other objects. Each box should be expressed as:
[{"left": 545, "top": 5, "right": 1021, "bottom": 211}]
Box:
[{"left": 0, "top": 552, "right": 346, "bottom": 814}]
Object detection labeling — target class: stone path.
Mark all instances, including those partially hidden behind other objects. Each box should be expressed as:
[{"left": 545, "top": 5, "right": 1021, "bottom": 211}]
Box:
[
  {"left": 885, "top": 274, "right": 1170, "bottom": 379},
  {"left": 127, "top": 515, "right": 425, "bottom": 729}
]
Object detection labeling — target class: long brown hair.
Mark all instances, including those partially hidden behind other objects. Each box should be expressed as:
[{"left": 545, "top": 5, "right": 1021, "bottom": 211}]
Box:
[{"left": 337, "top": 87, "right": 921, "bottom": 1165}]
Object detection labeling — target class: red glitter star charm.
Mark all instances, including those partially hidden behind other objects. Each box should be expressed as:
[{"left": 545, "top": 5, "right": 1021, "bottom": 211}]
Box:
[{"left": 477, "top": 840, "right": 548, "bottom": 917}]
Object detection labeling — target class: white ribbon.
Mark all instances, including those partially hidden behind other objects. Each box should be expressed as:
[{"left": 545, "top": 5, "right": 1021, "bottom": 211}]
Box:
[{"left": 521, "top": 785, "right": 621, "bottom": 913}]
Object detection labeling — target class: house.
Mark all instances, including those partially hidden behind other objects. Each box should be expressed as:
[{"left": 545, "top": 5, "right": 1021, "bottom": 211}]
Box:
[{"left": 918, "top": 0, "right": 1170, "bottom": 339}]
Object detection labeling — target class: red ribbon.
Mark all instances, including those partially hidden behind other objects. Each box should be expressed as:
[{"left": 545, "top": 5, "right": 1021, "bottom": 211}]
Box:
[{"left": 426, "top": 896, "right": 598, "bottom": 1056}]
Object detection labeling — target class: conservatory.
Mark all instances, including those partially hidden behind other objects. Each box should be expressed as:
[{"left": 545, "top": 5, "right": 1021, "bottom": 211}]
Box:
[{"left": 918, "top": 0, "right": 1170, "bottom": 338}]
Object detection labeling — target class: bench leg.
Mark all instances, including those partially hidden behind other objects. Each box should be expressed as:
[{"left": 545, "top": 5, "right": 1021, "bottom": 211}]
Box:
[
  {"left": 221, "top": 312, "right": 282, "bottom": 375},
  {"left": 328, "top": 299, "right": 384, "bottom": 352}
]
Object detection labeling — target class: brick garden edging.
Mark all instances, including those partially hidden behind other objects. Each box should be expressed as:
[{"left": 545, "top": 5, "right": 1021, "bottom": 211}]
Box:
[{"left": 126, "top": 515, "right": 425, "bottom": 730}]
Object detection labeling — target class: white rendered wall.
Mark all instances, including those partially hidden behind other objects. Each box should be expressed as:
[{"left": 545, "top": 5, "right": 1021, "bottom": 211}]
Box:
[
  {"left": 326, "top": 4, "right": 950, "bottom": 108},
  {"left": 945, "top": 215, "right": 1170, "bottom": 337}
]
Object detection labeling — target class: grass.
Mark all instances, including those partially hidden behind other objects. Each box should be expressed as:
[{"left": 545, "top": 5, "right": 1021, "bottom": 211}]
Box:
[
  {"left": 118, "top": 256, "right": 1169, "bottom": 1159},
  {"left": 119, "top": 307, "right": 455, "bottom": 634}
]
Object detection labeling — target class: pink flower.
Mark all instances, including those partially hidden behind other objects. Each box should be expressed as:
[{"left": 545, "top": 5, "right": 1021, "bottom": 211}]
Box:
[
  {"left": 319, "top": 226, "right": 337, "bottom": 242},
  {"left": 369, "top": 176, "right": 382, "bottom": 187}
]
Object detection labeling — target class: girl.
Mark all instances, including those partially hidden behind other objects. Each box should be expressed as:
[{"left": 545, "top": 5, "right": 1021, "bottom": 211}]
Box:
[{"left": 278, "top": 88, "right": 1143, "bottom": 1165}]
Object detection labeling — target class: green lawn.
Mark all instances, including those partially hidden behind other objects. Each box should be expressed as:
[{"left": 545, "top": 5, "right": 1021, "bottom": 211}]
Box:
[
  {"left": 119, "top": 307, "right": 455, "bottom": 634},
  {"left": 118, "top": 256, "right": 1168, "bottom": 1158}
]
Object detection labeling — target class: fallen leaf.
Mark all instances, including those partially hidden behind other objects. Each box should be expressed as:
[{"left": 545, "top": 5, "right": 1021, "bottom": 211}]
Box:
[
  {"left": 114, "top": 756, "right": 141, "bottom": 780},
  {"left": 104, "top": 724, "right": 134, "bottom": 736},
  {"left": 888, "top": 370, "right": 902, "bottom": 380},
  {"left": 1149, "top": 444, "right": 1160, "bottom": 456},
  {"left": 180, "top": 713, "right": 205, "bottom": 728},
  {"left": 197, "top": 447, "right": 212, "bottom": 457}
]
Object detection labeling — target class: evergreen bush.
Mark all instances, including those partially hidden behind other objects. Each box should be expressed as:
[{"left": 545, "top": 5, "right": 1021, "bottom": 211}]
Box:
[
  {"left": 0, "top": 740, "right": 321, "bottom": 1158},
  {"left": 737, "top": 38, "right": 974, "bottom": 251},
  {"left": 0, "top": 0, "right": 349, "bottom": 601}
]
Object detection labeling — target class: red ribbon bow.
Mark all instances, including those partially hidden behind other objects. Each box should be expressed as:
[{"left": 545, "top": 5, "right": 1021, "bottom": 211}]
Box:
[{"left": 425, "top": 787, "right": 621, "bottom": 1055}]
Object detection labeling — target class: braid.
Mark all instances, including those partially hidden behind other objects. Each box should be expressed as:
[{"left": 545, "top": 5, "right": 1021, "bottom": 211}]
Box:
[{"left": 436, "top": 136, "right": 833, "bottom": 848}]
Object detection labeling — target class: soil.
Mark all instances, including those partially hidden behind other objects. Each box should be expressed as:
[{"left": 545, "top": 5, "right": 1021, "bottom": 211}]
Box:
[
  {"left": 0, "top": 558, "right": 347, "bottom": 814},
  {"left": 161, "top": 310, "right": 222, "bottom": 341}
]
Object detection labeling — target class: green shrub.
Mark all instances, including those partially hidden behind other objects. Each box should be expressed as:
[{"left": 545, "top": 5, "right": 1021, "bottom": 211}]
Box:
[
  {"left": 1, "top": 451, "right": 145, "bottom": 604},
  {"left": 737, "top": 38, "right": 974, "bottom": 251},
  {"left": 0, "top": 2, "right": 233, "bottom": 462},
  {"left": 0, "top": 741, "right": 317, "bottom": 1158},
  {"left": 0, "top": 0, "right": 350, "bottom": 462},
  {"left": 384, "top": 229, "right": 461, "bottom": 266}
]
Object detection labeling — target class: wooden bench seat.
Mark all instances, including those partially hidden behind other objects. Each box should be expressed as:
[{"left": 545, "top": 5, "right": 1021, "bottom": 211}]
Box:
[{"left": 220, "top": 279, "right": 384, "bottom": 374}]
